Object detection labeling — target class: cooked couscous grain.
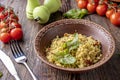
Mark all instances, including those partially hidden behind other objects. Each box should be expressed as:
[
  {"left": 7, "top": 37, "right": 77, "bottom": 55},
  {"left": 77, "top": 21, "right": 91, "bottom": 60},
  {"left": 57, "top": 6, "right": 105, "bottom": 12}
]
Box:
[{"left": 46, "top": 33, "right": 102, "bottom": 68}]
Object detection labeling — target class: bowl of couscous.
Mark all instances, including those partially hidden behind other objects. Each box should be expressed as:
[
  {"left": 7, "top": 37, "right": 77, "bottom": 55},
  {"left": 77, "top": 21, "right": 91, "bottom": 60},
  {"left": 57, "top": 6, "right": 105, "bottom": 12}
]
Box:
[{"left": 34, "top": 19, "right": 115, "bottom": 72}]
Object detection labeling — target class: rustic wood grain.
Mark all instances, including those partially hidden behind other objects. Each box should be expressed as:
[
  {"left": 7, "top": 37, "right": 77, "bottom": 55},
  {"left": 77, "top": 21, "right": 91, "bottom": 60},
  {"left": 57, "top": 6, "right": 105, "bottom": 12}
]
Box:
[{"left": 0, "top": 0, "right": 120, "bottom": 80}]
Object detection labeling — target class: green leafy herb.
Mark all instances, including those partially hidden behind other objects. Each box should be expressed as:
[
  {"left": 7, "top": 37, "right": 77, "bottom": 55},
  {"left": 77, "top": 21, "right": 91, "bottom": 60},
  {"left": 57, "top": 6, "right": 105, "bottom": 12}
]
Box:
[
  {"left": 55, "top": 49, "right": 76, "bottom": 64},
  {"left": 68, "top": 43, "right": 79, "bottom": 52},
  {"left": 66, "top": 33, "right": 79, "bottom": 52},
  {"left": 55, "top": 49, "right": 68, "bottom": 56},
  {"left": 58, "top": 54, "right": 76, "bottom": 64},
  {"left": 0, "top": 72, "right": 3, "bottom": 78},
  {"left": 54, "top": 33, "right": 80, "bottom": 65},
  {"left": 63, "top": 9, "right": 88, "bottom": 19},
  {"left": 79, "top": 9, "right": 88, "bottom": 18}
]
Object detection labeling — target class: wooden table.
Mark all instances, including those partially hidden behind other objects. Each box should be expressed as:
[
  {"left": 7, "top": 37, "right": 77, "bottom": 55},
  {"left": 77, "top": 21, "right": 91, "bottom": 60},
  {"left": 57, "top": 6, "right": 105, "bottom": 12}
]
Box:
[{"left": 0, "top": 0, "right": 120, "bottom": 80}]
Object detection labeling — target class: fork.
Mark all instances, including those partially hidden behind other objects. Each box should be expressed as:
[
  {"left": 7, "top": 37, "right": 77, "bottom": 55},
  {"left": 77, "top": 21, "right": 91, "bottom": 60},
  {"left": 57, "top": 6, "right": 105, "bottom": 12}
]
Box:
[{"left": 10, "top": 40, "right": 37, "bottom": 80}]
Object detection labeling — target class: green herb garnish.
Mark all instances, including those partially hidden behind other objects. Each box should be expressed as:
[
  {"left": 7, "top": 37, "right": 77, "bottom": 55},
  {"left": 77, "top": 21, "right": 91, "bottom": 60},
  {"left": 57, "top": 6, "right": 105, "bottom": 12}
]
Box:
[
  {"left": 55, "top": 33, "right": 79, "bottom": 65},
  {"left": 66, "top": 33, "right": 79, "bottom": 52},
  {"left": 58, "top": 54, "right": 76, "bottom": 65}
]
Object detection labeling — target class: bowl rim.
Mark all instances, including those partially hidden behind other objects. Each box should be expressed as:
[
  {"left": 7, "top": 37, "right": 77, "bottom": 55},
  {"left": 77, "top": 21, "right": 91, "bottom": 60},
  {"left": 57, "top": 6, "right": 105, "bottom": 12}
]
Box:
[{"left": 34, "top": 19, "right": 115, "bottom": 72}]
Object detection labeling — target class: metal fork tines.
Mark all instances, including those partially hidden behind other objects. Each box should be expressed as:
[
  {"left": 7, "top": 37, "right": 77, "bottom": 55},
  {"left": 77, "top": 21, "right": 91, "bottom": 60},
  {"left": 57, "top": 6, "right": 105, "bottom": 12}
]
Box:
[{"left": 10, "top": 40, "right": 37, "bottom": 80}]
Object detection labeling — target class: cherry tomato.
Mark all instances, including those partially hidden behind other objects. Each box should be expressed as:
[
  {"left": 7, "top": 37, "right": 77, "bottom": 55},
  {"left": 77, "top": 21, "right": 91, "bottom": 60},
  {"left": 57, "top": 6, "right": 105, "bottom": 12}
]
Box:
[
  {"left": 9, "top": 14, "right": 19, "bottom": 21},
  {"left": 0, "top": 12, "right": 6, "bottom": 20},
  {"left": 0, "top": 32, "right": 11, "bottom": 43},
  {"left": 110, "top": 12, "right": 120, "bottom": 26},
  {"left": 10, "top": 28, "right": 23, "bottom": 40},
  {"left": 117, "top": 8, "right": 120, "bottom": 12},
  {"left": 5, "top": 14, "right": 19, "bottom": 25},
  {"left": 0, "top": 28, "right": 9, "bottom": 33},
  {"left": 87, "top": 3, "right": 97, "bottom": 13},
  {"left": 6, "top": 7, "right": 14, "bottom": 15},
  {"left": 106, "top": 9, "right": 114, "bottom": 19},
  {"left": 88, "top": 0, "right": 99, "bottom": 3},
  {"left": 96, "top": 4, "right": 107, "bottom": 16},
  {"left": 78, "top": 0, "right": 88, "bottom": 9},
  {"left": 3, "top": 8, "right": 14, "bottom": 17},
  {"left": 11, "top": 22, "right": 21, "bottom": 28},
  {"left": 0, "top": 21, "right": 7, "bottom": 29},
  {"left": 0, "top": 6, "right": 4, "bottom": 12},
  {"left": 5, "top": 17, "right": 16, "bottom": 25},
  {"left": 103, "top": 0, "right": 108, "bottom": 3},
  {"left": 111, "top": 3, "right": 117, "bottom": 8}
]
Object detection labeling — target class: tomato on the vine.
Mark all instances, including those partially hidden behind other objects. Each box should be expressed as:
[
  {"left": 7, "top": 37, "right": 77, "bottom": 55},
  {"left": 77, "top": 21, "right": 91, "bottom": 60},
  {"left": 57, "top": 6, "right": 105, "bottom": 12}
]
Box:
[
  {"left": 0, "top": 27, "right": 9, "bottom": 33},
  {"left": 0, "top": 21, "right": 7, "bottom": 29},
  {"left": 0, "top": 6, "right": 4, "bottom": 12},
  {"left": 117, "top": 8, "right": 120, "bottom": 12},
  {"left": 11, "top": 22, "right": 21, "bottom": 28},
  {"left": 87, "top": 3, "right": 98, "bottom": 13},
  {"left": 77, "top": 0, "right": 88, "bottom": 9},
  {"left": 0, "top": 5, "right": 23, "bottom": 43},
  {"left": 0, "top": 12, "right": 6, "bottom": 20},
  {"left": 106, "top": 9, "right": 114, "bottom": 19},
  {"left": 0, "top": 32, "right": 11, "bottom": 43},
  {"left": 88, "top": 0, "right": 99, "bottom": 3},
  {"left": 96, "top": 4, "right": 107, "bottom": 16},
  {"left": 103, "top": 0, "right": 108, "bottom": 4},
  {"left": 10, "top": 28, "right": 23, "bottom": 40},
  {"left": 5, "top": 8, "right": 14, "bottom": 15},
  {"left": 5, "top": 14, "right": 19, "bottom": 25},
  {"left": 9, "top": 14, "right": 19, "bottom": 21},
  {"left": 111, "top": 3, "right": 117, "bottom": 8},
  {"left": 110, "top": 12, "right": 120, "bottom": 26}
]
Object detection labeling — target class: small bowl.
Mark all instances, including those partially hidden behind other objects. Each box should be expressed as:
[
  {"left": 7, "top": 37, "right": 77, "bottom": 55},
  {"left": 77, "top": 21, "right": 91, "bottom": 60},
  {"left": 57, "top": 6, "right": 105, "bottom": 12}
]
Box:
[{"left": 34, "top": 19, "right": 115, "bottom": 72}]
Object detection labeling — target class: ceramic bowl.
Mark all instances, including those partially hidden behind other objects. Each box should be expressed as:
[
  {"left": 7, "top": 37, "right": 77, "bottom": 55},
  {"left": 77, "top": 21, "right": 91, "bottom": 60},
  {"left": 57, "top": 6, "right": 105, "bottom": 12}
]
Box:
[{"left": 34, "top": 19, "right": 115, "bottom": 72}]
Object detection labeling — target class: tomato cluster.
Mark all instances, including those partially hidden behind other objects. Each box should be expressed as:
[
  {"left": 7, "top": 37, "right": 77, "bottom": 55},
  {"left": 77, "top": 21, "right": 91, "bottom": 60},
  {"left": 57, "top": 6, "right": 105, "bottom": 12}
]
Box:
[
  {"left": 76, "top": 0, "right": 120, "bottom": 26},
  {"left": 0, "top": 5, "right": 23, "bottom": 43}
]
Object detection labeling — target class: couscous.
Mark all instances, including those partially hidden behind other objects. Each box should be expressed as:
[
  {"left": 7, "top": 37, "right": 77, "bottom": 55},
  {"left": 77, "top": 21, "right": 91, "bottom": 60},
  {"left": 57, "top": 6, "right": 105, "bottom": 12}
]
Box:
[{"left": 46, "top": 33, "right": 102, "bottom": 68}]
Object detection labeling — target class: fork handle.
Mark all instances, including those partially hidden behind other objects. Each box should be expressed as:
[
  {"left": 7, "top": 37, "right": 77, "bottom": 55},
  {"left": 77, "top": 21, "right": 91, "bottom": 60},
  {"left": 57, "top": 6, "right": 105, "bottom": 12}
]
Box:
[
  {"left": 14, "top": 74, "right": 21, "bottom": 80},
  {"left": 23, "top": 62, "right": 37, "bottom": 80}
]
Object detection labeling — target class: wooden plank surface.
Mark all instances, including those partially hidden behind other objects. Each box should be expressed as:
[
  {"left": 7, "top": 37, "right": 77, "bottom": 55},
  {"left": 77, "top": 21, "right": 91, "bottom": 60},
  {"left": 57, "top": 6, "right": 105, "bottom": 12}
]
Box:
[{"left": 0, "top": 0, "right": 120, "bottom": 80}]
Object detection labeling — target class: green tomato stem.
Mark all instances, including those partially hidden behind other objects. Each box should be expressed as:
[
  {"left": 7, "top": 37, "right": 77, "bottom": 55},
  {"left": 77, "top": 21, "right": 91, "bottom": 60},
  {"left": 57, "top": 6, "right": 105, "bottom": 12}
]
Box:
[{"left": 34, "top": 17, "right": 41, "bottom": 22}]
